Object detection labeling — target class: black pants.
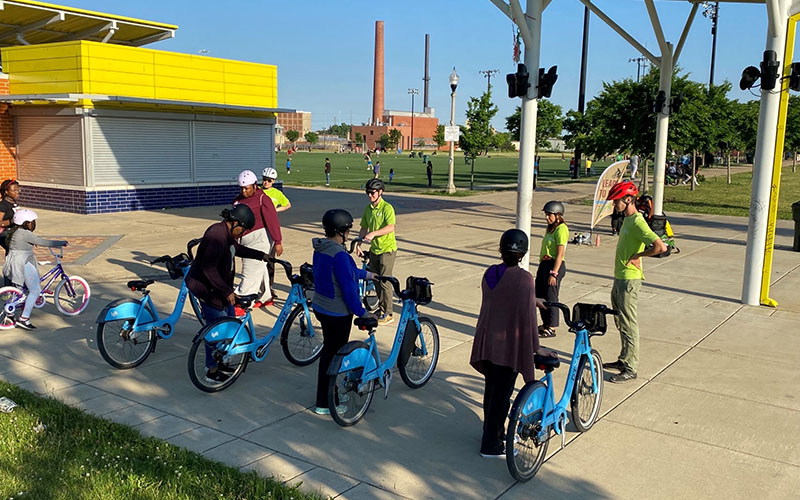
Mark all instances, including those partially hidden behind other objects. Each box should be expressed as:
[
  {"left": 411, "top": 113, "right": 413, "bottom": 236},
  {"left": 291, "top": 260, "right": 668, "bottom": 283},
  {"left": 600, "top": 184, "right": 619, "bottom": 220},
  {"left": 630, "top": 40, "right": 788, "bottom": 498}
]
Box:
[
  {"left": 611, "top": 210, "right": 624, "bottom": 234},
  {"left": 314, "top": 310, "right": 353, "bottom": 408},
  {"left": 535, "top": 259, "right": 566, "bottom": 328},
  {"left": 481, "top": 362, "right": 518, "bottom": 455}
]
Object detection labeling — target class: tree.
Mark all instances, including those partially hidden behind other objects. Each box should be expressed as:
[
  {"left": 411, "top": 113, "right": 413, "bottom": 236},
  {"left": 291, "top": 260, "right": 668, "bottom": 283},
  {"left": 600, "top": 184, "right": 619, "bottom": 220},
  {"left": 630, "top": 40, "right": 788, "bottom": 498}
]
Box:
[
  {"left": 433, "top": 124, "right": 446, "bottom": 148},
  {"left": 324, "top": 123, "right": 351, "bottom": 138},
  {"left": 285, "top": 129, "right": 299, "bottom": 149},
  {"left": 417, "top": 138, "right": 426, "bottom": 148},
  {"left": 505, "top": 100, "right": 563, "bottom": 149},
  {"left": 786, "top": 96, "right": 800, "bottom": 173},
  {"left": 304, "top": 131, "right": 319, "bottom": 145},
  {"left": 492, "top": 131, "right": 515, "bottom": 152},
  {"left": 459, "top": 89, "right": 498, "bottom": 158},
  {"left": 389, "top": 128, "right": 403, "bottom": 149},
  {"left": 354, "top": 131, "right": 364, "bottom": 144}
]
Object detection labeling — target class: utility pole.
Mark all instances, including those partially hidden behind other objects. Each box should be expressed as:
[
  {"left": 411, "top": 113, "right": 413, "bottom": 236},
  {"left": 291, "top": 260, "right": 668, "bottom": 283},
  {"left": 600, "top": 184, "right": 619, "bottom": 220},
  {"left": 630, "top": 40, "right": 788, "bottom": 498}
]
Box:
[
  {"left": 478, "top": 69, "right": 500, "bottom": 93},
  {"left": 628, "top": 56, "right": 648, "bottom": 82},
  {"left": 702, "top": 1, "right": 719, "bottom": 88},
  {"left": 408, "top": 88, "right": 420, "bottom": 151}
]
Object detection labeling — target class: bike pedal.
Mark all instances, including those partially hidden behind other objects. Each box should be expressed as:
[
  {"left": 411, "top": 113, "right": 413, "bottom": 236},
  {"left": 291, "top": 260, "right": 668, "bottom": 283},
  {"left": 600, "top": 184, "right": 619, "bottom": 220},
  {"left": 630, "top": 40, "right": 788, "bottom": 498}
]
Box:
[
  {"left": 560, "top": 417, "right": 566, "bottom": 450},
  {"left": 255, "top": 345, "right": 268, "bottom": 358}
]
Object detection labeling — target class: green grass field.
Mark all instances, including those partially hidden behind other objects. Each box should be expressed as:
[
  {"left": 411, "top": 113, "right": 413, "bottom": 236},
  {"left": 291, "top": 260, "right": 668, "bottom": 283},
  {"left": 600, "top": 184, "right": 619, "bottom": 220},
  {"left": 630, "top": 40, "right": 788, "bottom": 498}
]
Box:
[
  {"left": 663, "top": 169, "right": 800, "bottom": 220},
  {"left": 0, "top": 382, "right": 317, "bottom": 500},
  {"left": 278, "top": 151, "right": 613, "bottom": 192}
]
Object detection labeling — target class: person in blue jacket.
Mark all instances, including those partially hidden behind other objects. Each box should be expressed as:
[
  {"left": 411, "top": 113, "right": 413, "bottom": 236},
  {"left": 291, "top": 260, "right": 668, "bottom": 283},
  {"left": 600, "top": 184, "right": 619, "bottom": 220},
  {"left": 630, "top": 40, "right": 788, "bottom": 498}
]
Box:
[{"left": 311, "top": 209, "right": 376, "bottom": 415}]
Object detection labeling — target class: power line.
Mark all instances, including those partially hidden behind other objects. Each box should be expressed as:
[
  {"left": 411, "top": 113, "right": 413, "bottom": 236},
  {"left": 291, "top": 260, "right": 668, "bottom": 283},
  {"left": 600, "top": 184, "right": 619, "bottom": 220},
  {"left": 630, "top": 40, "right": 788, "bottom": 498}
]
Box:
[
  {"left": 478, "top": 69, "right": 500, "bottom": 93},
  {"left": 628, "top": 56, "right": 648, "bottom": 82}
]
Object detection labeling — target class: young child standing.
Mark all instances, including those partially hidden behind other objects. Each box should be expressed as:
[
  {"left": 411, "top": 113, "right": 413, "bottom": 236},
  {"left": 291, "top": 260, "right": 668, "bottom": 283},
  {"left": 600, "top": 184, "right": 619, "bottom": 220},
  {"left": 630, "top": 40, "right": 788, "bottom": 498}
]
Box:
[{"left": 2, "top": 209, "right": 68, "bottom": 330}]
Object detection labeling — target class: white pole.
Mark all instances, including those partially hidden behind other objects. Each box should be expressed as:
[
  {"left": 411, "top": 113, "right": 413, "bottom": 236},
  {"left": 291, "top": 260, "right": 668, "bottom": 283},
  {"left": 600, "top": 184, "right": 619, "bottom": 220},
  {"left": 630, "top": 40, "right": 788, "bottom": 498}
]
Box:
[
  {"left": 652, "top": 43, "right": 672, "bottom": 216},
  {"left": 447, "top": 89, "right": 457, "bottom": 193},
  {"left": 516, "top": 0, "right": 542, "bottom": 270},
  {"left": 742, "top": 0, "right": 787, "bottom": 305}
]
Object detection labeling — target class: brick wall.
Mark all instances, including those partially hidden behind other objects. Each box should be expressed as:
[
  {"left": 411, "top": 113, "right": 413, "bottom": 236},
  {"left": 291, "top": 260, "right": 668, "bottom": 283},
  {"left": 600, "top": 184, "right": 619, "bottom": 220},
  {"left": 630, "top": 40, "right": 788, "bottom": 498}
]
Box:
[{"left": 0, "top": 77, "right": 16, "bottom": 180}]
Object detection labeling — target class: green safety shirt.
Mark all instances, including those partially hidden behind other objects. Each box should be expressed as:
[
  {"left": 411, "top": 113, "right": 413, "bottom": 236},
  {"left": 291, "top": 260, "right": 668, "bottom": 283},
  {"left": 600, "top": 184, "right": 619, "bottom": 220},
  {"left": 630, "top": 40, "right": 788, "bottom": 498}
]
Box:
[
  {"left": 614, "top": 212, "right": 659, "bottom": 280},
  {"left": 262, "top": 187, "right": 289, "bottom": 208},
  {"left": 361, "top": 197, "right": 397, "bottom": 255},
  {"left": 539, "top": 223, "right": 569, "bottom": 262}
]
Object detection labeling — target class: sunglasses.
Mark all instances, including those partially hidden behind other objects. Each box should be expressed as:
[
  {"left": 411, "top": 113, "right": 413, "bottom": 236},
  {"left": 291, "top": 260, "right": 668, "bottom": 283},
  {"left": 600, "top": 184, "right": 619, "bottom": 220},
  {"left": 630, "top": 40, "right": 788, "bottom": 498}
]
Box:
[
  {"left": 366, "top": 190, "right": 378, "bottom": 195},
  {"left": 263, "top": 178, "right": 275, "bottom": 183}
]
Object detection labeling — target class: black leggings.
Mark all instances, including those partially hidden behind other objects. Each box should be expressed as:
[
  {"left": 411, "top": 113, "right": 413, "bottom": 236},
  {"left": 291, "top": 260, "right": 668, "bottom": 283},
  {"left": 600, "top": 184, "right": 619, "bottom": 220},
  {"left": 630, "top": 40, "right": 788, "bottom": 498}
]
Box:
[
  {"left": 535, "top": 259, "right": 566, "bottom": 328},
  {"left": 314, "top": 310, "right": 353, "bottom": 408},
  {"left": 481, "top": 362, "right": 518, "bottom": 455}
]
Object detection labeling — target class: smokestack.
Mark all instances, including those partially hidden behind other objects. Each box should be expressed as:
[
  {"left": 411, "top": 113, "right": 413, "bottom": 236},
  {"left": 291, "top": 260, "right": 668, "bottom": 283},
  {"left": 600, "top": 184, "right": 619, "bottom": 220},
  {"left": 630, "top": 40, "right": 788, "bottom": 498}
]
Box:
[
  {"left": 423, "top": 34, "right": 430, "bottom": 109},
  {"left": 372, "top": 21, "right": 384, "bottom": 126}
]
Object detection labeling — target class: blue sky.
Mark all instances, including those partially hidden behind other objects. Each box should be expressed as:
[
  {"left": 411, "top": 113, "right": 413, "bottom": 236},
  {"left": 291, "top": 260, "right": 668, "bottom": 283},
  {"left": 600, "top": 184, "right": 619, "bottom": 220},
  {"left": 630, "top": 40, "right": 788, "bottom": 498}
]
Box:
[{"left": 64, "top": 1, "right": 786, "bottom": 131}]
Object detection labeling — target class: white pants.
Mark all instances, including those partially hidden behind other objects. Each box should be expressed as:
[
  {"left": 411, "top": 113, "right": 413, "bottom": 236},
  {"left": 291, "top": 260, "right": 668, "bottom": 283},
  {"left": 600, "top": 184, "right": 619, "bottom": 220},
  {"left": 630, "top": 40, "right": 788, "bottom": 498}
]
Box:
[
  {"left": 21, "top": 261, "right": 41, "bottom": 319},
  {"left": 236, "top": 228, "right": 272, "bottom": 302}
]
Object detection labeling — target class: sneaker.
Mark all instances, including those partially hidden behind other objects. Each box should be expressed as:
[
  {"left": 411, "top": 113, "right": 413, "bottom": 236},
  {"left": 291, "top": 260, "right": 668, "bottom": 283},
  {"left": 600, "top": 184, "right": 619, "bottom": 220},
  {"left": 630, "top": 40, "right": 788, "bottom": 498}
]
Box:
[
  {"left": 480, "top": 452, "right": 506, "bottom": 460},
  {"left": 204, "top": 369, "right": 230, "bottom": 384},
  {"left": 602, "top": 360, "right": 625, "bottom": 372},
  {"left": 15, "top": 319, "right": 36, "bottom": 330},
  {"left": 378, "top": 315, "right": 394, "bottom": 326},
  {"left": 262, "top": 298, "right": 274, "bottom": 308},
  {"left": 313, "top": 407, "right": 330, "bottom": 415},
  {"left": 610, "top": 370, "right": 637, "bottom": 383}
]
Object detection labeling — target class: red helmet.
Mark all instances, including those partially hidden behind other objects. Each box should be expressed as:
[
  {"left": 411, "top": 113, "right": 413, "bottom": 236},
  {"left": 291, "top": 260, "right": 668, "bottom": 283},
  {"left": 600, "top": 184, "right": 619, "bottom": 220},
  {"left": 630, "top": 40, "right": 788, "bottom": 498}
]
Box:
[{"left": 607, "top": 180, "right": 639, "bottom": 201}]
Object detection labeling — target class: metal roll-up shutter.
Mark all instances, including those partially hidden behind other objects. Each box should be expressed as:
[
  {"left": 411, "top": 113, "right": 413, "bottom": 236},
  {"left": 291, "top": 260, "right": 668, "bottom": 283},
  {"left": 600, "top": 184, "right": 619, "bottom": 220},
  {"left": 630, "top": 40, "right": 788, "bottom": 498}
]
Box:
[
  {"left": 91, "top": 117, "right": 191, "bottom": 186},
  {"left": 17, "top": 116, "right": 84, "bottom": 186},
  {"left": 194, "top": 121, "right": 272, "bottom": 182}
]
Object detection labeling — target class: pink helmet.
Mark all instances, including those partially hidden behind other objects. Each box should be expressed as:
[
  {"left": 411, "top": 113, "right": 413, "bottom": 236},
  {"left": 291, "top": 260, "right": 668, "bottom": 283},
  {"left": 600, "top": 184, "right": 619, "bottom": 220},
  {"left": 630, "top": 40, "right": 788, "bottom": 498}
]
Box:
[{"left": 238, "top": 170, "right": 258, "bottom": 187}]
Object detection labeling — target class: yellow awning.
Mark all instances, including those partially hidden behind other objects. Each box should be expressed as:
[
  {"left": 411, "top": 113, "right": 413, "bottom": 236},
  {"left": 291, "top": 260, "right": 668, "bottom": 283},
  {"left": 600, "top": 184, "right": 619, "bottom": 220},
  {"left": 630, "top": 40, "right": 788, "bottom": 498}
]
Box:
[{"left": 0, "top": 0, "right": 177, "bottom": 47}]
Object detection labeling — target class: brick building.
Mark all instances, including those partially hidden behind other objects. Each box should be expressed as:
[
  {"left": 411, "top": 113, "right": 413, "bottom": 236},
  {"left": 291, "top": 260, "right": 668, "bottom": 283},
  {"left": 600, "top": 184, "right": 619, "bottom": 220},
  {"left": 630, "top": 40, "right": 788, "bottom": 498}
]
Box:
[
  {"left": 276, "top": 111, "right": 312, "bottom": 147},
  {"left": 352, "top": 109, "right": 439, "bottom": 151},
  {"left": 0, "top": 75, "right": 15, "bottom": 180}
]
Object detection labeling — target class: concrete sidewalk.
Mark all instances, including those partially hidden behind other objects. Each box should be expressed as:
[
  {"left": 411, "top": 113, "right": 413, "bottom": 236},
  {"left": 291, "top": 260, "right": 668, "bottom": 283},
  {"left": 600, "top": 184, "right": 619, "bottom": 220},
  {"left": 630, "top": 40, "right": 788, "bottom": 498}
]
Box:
[{"left": 1, "top": 182, "right": 798, "bottom": 499}]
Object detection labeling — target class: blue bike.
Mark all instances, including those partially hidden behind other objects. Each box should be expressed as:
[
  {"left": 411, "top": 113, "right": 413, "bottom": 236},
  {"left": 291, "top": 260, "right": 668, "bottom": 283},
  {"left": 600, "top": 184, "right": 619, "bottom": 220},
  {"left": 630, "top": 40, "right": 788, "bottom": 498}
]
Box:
[
  {"left": 327, "top": 275, "right": 439, "bottom": 427},
  {"left": 506, "top": 302, "right": 618, "bottom": 481},
  {"left": 96, "top": 239, "right": 204, "bottom": 369},
  {"left": 187, "top": 259, "right": 319, "bottom": 392}
]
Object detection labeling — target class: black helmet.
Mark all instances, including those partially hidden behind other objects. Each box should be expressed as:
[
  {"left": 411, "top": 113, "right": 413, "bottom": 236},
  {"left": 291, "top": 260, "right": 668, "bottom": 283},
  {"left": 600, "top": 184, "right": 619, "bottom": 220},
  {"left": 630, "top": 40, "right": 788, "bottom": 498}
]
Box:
[
  {"left": 543, "top": 200, "right": 565, "bottom": 215},
  {"left": 499, "top": 229, "right": 528, "bottom": 254},
  {"left": 225, "top": 204, "right": 256, "bottom": 230},
  {"left": 365, "top": 178, "right": 385, "bottom": 192},
  {"left": 322, "top": 209, "right": 353, "bottom": 234}
]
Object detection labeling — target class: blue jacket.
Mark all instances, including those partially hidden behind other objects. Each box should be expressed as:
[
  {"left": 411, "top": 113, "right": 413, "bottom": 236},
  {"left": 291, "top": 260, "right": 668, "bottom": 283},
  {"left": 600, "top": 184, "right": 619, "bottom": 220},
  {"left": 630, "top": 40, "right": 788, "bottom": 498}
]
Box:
[{"left": 311, "top": 237, "right": 367, "bottom": 317}]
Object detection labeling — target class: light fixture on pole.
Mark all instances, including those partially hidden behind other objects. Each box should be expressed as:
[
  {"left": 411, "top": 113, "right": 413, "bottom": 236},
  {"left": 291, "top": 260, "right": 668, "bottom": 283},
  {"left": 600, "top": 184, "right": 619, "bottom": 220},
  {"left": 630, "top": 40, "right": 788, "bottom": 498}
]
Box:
[
  {"left": 408, "top": 88, "right": 420, "bottom": 151},
  {"left": 447, "top": 67, "right": 459, "bottom": 194}
]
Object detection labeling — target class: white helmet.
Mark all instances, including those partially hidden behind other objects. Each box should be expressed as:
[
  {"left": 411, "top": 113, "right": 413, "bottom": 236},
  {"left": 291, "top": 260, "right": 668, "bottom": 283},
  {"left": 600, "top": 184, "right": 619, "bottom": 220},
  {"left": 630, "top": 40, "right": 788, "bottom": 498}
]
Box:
[
  {"left": 238, "top": 170, "right": 258, "bottom": 187},
  {"left": 262, "top": 167, "right": 278, "bottom": 180},
  {"left": 12, "top": 209, "right": 37, "bottom": 226}
]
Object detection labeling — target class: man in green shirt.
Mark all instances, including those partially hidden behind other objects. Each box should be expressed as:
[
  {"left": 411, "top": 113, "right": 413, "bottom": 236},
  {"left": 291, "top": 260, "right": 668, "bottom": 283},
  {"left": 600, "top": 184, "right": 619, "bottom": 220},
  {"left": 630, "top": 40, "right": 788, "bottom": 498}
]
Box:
[
  {"left": 603, "top": 181, "right": 667, "bottom": 383},
  {"left": 261, "top": 167, "right": 292, "bottom": 302},
  {"left": 357, "top": 178, "right": 397, "bottom": 326}
]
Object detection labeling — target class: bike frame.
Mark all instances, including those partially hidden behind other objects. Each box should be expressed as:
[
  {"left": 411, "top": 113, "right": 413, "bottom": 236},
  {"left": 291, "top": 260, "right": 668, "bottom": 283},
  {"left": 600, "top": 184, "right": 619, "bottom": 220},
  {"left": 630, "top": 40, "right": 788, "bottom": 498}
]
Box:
[
  {"left": 10, "top": 249, "right": 74, "bottom": 304},
  {"left": 126, "top": 267, "right": 200, "bottom": 340},
  {"left": 534, "top": 326, "right": 598, "bottom": 440}
]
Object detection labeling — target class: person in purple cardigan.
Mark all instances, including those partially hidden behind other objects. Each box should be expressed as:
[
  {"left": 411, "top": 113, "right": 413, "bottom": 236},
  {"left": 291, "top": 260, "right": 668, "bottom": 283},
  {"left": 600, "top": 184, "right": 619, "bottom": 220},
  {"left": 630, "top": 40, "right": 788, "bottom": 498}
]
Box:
[{"left": 470, "top": 229, "right": 557, "bottom": 459}]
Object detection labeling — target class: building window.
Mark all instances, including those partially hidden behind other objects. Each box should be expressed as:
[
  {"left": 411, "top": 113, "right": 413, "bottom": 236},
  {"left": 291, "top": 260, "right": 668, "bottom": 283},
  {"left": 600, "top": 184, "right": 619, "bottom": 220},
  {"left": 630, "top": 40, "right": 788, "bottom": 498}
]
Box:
[{"left": 370, "top": 130, "right": 374, "bottom": 136}]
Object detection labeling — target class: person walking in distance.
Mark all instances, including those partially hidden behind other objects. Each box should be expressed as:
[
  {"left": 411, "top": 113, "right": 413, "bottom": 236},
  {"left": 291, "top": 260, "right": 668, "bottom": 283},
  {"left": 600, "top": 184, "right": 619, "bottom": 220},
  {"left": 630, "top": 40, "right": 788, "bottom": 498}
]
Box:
[
  {"left": 261, "top": 167, "right": 290, "bottom": 301},
  {"left": 311, "top": 209, "right": 376, "bottom": 414},
  {"left": 356, "top": 178, "right": 397, "bottom": 326},
  {"left": 603, "top": 180, "right": 667, "bottom": 383},
  {"left": 324, "top": 157, "right": 332, "bottom": 186},
  {"left": 535, "top": 201, "right": 568, "bottom": 338},
  {"left": 286, "top": 156, "right": 291, "bottom": 175},
  {"left": 373, "top": 160, "right": 381, "bottom": 179},
  {"left": 630, "top": 154, "right": 640, "bottom": 180},
  {"left": 426, "top": 160, "right": 433, "bottom": 188},
  {"left": 470, "top": 229, "right": 557, "bottom": 459}
]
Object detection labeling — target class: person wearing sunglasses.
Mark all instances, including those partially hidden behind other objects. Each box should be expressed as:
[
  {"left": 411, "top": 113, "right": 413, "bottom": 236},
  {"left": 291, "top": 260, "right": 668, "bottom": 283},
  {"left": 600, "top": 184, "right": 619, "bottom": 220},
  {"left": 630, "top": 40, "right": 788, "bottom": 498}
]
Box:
[{"left": 260, "top": 167, "right": 291, "bottom": 302}]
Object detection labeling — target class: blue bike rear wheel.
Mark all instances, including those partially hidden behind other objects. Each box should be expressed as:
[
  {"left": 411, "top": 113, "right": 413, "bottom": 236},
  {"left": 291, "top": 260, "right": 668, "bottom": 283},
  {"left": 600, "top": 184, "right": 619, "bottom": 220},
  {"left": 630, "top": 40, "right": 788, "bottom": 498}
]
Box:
[
  {"left": 506, "top": 381, "right": 550, "bottom": 482},
  {"left": 328, "top": 341, "right": 375, "bottom": 426},
  {"left": 97, "top": 317, "right": 154, "bottom": 369},
  {"left": 187, "top": 318, "right": 248, "bottom": 393}
]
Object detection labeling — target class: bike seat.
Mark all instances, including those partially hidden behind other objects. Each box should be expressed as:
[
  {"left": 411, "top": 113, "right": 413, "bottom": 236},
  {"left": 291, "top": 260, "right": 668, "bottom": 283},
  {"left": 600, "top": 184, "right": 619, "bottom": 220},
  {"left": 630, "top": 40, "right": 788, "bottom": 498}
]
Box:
[
  {"left": 127, "top": 280, "right": 154, "bottom": 291},
  {"left": 354, "top": 316, "right": 378, "bottom": 330},
  {"left": 235, "top": 294, "right": 259, "bottom": 309},
  {"left": 534, "top": 354, "right": 561, "bottom": 373}
]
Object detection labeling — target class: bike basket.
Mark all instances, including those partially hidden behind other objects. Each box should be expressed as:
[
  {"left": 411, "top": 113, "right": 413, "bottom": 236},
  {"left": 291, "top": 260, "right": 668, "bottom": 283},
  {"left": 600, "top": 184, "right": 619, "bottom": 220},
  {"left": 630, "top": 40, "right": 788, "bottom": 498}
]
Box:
[
  {"left": 406, "top": 276, "right": 433, "bottom": 305},
  {"left": 572, "top": 303, "right": 607, "bottom": 334},
  {"left": 166, "top": 253, "right": 191, "bottom": 280},
  {"left": 300, "top": 262, "right": 314, "bottom": 286}
]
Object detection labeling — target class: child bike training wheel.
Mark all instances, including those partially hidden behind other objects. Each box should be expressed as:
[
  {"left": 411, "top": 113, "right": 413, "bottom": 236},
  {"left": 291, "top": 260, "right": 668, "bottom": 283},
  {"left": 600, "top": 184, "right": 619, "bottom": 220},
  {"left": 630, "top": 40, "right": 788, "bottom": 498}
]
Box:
[
  {"left": 398, "top": 317, "right": 440, "bottom": 388},
  {"left": 506, "top": 381, "right": 550, "bottom": 482},
  {"left": 0, "top": 286, "right": 24, "bottom": 330},
  {"left": 570, "top": 349, "right": 604, "bottom": 432},
  {"left": 187, "top": 319, "right": 248, "bottom": 393},
  {"left": 362, "top": 282, "right": 380, "bottom": 314},
  {"left": 97, "top": 318, "right": 155, "bottom": 369},
  {"left": 280, "top": 304, "right": 324, "bottom": 366},
  {"left": 328, "top": 341, "right": 375, "bottom": 427},
  {"left": 54, "top": 276, "right": 90, "bottom": 316}
]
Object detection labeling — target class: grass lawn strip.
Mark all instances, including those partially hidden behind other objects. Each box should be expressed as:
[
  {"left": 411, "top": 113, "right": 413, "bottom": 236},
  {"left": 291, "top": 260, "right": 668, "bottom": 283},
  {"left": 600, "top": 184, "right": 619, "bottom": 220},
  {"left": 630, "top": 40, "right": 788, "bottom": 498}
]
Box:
[{"left": 0, "top": 381, "right": 321, "bottom": 500}]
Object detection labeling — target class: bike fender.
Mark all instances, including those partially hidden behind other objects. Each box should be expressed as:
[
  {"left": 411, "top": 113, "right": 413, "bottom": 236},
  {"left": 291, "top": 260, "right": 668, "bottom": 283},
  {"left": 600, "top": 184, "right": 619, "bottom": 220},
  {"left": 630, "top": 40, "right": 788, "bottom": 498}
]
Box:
[
  {"left": 327, "top": 341, "right": 376, "bottom": 376},
  {"left": 96, "top": 298, "right": 154, "bottom": 324},
  {"left": 196, "top": 317, "right": 248, "bottom": 345}
]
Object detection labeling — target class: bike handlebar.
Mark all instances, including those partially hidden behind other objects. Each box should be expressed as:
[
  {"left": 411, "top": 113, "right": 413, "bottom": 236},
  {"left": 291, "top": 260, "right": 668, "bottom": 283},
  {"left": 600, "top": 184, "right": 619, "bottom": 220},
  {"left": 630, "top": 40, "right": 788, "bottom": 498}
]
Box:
[
  {"left": 187, "top": 238, "right": 202, "bottom": 261},
  {"left": 49, "top": 247, "right": 64, "bottom": 259},
  {"left": 375, "top": 275, "right": 402, "bottom": 297},
  {"left": 348, "top": 237, "right": 372, "bottom": 259},
  {"left": 150, "top": 255, "right": 169, "bottom": 266},
  {"left": 543, "top": 301, "right": 619, "bottom": 331},
  {"left": 270, "top": 258, "right": 293, "bottom": 281}
]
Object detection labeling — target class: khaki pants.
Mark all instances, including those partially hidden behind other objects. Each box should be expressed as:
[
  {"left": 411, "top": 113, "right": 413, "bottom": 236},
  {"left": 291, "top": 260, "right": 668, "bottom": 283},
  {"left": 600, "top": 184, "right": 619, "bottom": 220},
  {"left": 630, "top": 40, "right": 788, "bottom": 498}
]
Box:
[
  {"left": 368, "top": 250, "right": 396, "bottom": 318},
  {"left": 236, "top": 228, "right": 272, "bottom": 303},
  {"left": 610, "top": 278, "right": 641, "bottom": 372}
]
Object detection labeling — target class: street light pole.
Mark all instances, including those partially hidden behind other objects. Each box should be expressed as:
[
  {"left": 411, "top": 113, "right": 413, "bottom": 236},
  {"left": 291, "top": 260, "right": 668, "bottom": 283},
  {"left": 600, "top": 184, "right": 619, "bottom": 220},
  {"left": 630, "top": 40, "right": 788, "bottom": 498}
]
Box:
[
  {"left": 702, "top": 1, "right": 719, "bottom": 88},
  {"left": 408, "top": 88, "right": 420, "bottom": 151},
  {"left": 447, "top": 68, "right": 459, "bottom": 194}
]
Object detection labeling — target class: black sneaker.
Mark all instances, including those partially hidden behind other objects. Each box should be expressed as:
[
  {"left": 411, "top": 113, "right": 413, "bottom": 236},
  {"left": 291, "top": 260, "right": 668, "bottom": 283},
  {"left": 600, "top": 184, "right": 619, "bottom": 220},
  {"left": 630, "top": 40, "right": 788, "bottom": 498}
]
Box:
[
  {"left": 204, "top": 369, "right": 230, "bottom": 384},
  {"left": 609, "top": 370, "right": 637, "bottom": 383},
  {"left": 602, "top": 360, "right": 625, "bottom": 372},
  {"left": 15, "top": 319, "right": 36, "bottom": 330}
]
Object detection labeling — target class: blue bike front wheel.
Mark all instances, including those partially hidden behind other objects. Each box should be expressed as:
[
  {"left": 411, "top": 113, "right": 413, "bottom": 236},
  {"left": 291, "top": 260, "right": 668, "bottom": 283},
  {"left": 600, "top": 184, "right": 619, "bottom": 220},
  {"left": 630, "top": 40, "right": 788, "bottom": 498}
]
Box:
[
  {"left": 506, "top": 381, "right": 550, "bottom": 482},
  {"left": 398, "top": 316, "right": 439, "bottom": 389},
  {"left": 280, "top": 304, "right": 323, "bottom": 366},
  {"left": 571, "top": 349, "right": 603, "bottom": 432}
]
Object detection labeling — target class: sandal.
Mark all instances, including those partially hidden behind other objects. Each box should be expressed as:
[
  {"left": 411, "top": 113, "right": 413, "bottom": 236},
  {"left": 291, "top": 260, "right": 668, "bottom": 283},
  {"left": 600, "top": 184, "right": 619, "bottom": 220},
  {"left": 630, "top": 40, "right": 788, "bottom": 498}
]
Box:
[{"left": 538, "top": 327, "right": 556, "bottom": 338}]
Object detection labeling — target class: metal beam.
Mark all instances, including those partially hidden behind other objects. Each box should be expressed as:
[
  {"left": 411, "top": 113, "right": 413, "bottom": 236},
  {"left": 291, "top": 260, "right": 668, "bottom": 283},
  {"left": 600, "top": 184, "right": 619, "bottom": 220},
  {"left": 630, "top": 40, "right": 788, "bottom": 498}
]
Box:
[
  {"left": 577, "top": 0, "right": 660, "bottom": 64},
  {"left": 644, "top": 0, "right": 668, "bottom": 53},
  {"left": 59, "top": 21, "right": 115, "bottom": 42},
  {"left": 673, "top": 2, "right": 700, "bottom": 63},
  {"left": 509, "top": 0, "right": 535, "bottom": 48},
  {"left": 488, "top": 0, "right": 513, "bottom": 20},
  {"left": 129, "top": 30, "right": 174, "bottom": 47},
  {"left": 766, "top": 0, "right": 782, "bottom": 36},
  {"left": 100, "top": 26, "right": 116, "bottom": 43},
  {"left": 0, "top": 11, "right": 64, "bottom": 40}
]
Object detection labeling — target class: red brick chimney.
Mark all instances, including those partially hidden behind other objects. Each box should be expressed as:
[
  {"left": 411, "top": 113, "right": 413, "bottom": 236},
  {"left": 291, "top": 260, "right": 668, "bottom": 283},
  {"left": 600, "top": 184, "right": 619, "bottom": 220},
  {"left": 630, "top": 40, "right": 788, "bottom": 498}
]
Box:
[{"left": 372, "top": 20, "right": 384, "bottom": 126}]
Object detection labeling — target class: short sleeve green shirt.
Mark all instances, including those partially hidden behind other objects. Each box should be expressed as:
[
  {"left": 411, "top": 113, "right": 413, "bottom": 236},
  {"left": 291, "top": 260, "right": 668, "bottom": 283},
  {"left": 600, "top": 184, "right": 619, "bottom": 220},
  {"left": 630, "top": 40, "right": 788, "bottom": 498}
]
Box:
[
  {"left": 539, "top": 223, "right": 569, "bottom": 262},
  {"left": 361, "top": 198, "right": 397, "bottom": 255},
  {"left": 263, "top": 187, "right": 289, "bottom": 208},
  {"left": 614, "top": 212, "right": 659, "bottom": 280}
]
